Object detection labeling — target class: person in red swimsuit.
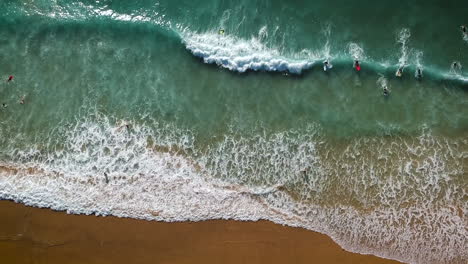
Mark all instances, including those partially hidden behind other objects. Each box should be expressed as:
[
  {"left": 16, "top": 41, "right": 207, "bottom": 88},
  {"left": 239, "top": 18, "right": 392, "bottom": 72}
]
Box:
[{"left": 354, "top": 60, "right": 361, "bottom": 71}]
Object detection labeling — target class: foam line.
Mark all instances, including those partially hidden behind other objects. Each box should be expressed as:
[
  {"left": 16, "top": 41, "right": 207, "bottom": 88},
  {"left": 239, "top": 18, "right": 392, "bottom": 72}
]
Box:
[
  {"left": 0, "top": 116, "right": 467, "bottom": 264},
  {"left": 181, "top": 31, "right": 315, "bottom": 74}
]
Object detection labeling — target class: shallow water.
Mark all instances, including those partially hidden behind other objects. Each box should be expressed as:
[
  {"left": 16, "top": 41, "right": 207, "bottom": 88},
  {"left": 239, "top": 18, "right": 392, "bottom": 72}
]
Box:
[{"left": 0, "top": 1, "right": 467, "bottom": 264}]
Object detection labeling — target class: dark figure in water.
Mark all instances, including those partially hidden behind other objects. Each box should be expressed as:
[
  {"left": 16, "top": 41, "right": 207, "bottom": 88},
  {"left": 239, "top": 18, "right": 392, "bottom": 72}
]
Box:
[
  {"left": 117, "top": 121, "right": 131, "bottom": 132},
  {"left": 416, "top": 68, "right": 423, "bottom": 79},
  {"left": 452, "top": 62, "right": 460, "bottom": 69},
  {"left": 354, "top": 60, "right": 361, "bottom": 71},
  {"left": 383, "top": 87, "right": 389, "bottom": 96},
  {"left": 323, "top": 60, "right": 333, "bottom": 71},
  {"left": 7, "top": 75, "right": 13, "bottom": 82},
  {"left": 461, "top": 25, "right": 467, "bottom": 33},
  {"left": 2, "top": 103, "right": 7, "bottom": 108},
  {"left": 104, "top": 172, "right": 109, "bottom": 184}
]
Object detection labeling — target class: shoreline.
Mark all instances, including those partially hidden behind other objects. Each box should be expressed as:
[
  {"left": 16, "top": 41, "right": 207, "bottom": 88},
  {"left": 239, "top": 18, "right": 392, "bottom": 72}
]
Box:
[{"left": 0, "top": 200, "right": 401, "bottom": 264}]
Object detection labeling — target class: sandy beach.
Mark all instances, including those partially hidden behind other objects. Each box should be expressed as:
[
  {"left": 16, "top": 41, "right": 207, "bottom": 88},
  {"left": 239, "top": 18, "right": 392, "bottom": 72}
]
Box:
[{"left": 0, "top": 200, "right": 400, "bottom": 264}]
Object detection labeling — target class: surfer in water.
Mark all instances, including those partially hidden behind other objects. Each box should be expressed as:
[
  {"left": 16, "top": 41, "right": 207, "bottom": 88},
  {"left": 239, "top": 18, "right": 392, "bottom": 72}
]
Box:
[
  {"left": 383, "top": 86, "right": 390, "bottom": 96},
  {"left": 461, "top": 25, "right": 467, "bottom": 34},
  {"left": 451, "top": 61, "right": 462, "bottom": 74},
  {"left": 2, "top": 103, "right": 7, "bottom": 108},
  {"left": 354, "top": 60, "right": 361, "bottom": 71},
  {"left": 7, "top": 75, "right": 13, "bottom": 82},
  {"left": 416, "top": 68, "right": 423, "bottom": 79},
  {"left": 219, "top": 29, "right": 225, "bottom": 35},
  {"left": 396, "top": 67, "right": 403, "bottom": 77},
  {"left": 323, "top": 60, "right": 332, "bottom": 71}
]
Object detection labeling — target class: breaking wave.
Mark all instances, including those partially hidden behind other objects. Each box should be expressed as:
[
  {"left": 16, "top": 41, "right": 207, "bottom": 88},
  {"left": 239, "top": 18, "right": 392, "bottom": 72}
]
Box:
[{"left": 181, "top": 30, "right": 316, "bottom": 74}]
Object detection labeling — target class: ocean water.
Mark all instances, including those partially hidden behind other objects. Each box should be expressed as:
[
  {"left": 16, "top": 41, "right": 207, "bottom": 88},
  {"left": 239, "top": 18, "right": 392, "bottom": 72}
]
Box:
[{"left": 0, "top": 1, "right": 467, "bottom": 263}]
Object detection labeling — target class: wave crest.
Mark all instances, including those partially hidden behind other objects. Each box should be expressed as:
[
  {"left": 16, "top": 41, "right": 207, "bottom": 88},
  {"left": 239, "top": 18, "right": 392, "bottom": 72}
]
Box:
[{"left": 182, "top": 31, "right": 315, "bottom": 74}]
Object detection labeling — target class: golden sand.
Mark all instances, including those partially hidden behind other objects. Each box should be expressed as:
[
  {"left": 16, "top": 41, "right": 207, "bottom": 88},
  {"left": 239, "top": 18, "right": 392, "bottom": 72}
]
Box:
[{"left": 0, "top": 200, "right": 401, "bottom": 264}]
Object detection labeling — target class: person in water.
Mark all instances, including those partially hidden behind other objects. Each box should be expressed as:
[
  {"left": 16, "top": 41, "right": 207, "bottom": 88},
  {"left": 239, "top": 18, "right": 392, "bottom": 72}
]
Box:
[
  {"left": 323, "top": 60, "right": 332, "bottom": 71},
  {"left": 396, "top": 67, "right": 403, "bottom": 77},
  {"left": 2, "top": 103, "right": 7, "bottom": 108},
  {"left": 117, "top": 120, "right": 131, "bottom": 132},
  {"left": 7, "top": 75, "right": 13, "bottom": 82},
  {"left": 19, "top": 95, "right": 25, "bottom": 105},
  {"left": 461, "top": 25, "right": 467, "bottom": 34},
  {"left": 104, "top": 172, "right": 109, "bottom": 184},
  {"left": 354, "top": 60, "right": 361, "bottom": 71},
  {"left": 416, "top": 68, "right": 423, "bottom": 79},
  {"left": 219, "top": 29, "right": 225, "bottom": 35},
  {"left": 383, "top": 87, "right": 389, "bottom": 96},
  {"left": 452, "top": 62, "right": 461, "bottom": 70}
]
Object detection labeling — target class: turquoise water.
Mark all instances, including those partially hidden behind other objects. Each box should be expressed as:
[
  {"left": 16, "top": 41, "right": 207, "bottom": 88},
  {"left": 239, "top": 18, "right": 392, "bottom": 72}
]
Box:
[{"left": 0, "top": 1, "right": 467, "bottom": 264}]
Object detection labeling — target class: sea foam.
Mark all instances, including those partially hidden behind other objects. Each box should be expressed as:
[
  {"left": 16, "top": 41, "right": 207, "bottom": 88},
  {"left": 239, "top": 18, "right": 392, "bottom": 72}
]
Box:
[
  {"left": 1, "top": 115, "right": 467, "bottom": 264},
  {"left": 347, "top": 42, "right": 366, "bottom": 61},
  {"left": 181, "top": 30, "right": 315, "bottom": 74},
  {"left": 397, "top": 28, "right": 411, "bottom": 69}
]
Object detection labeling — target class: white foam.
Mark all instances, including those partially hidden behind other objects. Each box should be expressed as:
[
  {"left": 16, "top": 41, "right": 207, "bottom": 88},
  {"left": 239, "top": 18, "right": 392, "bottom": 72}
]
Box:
[
  {"left": 21, "top": 2, "right": 169, "bottom": 28},
  {"left": 258, "top": 26, "right": 269, "bottom": 41},
  {"left": 1, "top": 116, "right": 467, "bottom": 264},
  {"left": 0, "top": 117, "right": 271, "bottom": 222},
  {"left": 181, "top": 30, "right": 316, "bottom": 74},
  {"left": 321, "top": 24, "right": 332, "bottom": 61},
  {"left": 414, "top": 50, "right": 423, "bottom": 77},
  {"left": 347, "top": 42, "right": 365, "bottom": 61},
  {"left": 377, "top": 75, "right": 389, "bottom": 91},
  {"left": 397, "top": 28, "right": 411, "bottom": 68},
  {"left": 219, "top": 10, "right": 231, "bottom": 30}
]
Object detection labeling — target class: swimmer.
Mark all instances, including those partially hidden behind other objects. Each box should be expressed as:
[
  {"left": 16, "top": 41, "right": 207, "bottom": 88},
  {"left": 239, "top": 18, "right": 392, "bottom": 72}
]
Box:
[
  {"left": 452, "top": 62, "right": 459, "bottom": 68},
  {"left": 383, "top": 87, "right": 389, "bottom": 96},
  {"left": 219, "top": 29, "right": 225, "bottom": 35},
  {"left": 117, "top": 120, "right": 131, "bottom": 132},
  {"left": 7, "top": 75, "right": 13, "bottom": 82},
  {"left": 19, "top": 95, "right": 25, "bottom": 105},
  {"left": 354, "top": 60, "right": 361, "bottom": 71},
  {"left": 104, "top": 172, "right": 109, "bottom": 184},
  {"left": 2, "top": 103, "right": 7, "bottom": 108},
  {"left": 416, "top": 68, "right": 423, "bottom": 79},
  {"left": 461, "top": 25, "right": 467, "bottom": 34},
  {"left": 323, "top": 60, "right": 333, "bottom": 71},
  {"left": 395, "top": 67, "right": 403, "bottom": 77}
]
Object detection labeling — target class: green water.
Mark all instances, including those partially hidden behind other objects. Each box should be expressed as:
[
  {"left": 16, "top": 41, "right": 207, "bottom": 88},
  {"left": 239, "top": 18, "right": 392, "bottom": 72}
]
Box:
[{"left": 0, "top": 1, "right": 467, "bottom": 264}]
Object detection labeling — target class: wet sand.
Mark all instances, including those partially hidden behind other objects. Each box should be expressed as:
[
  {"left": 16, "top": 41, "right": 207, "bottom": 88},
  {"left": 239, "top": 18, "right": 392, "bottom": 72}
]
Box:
[{"left": 0, "top": 200, "right": 401, "bottom": 264}]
